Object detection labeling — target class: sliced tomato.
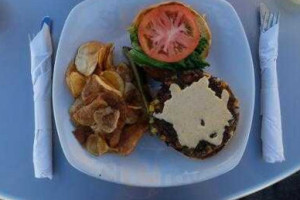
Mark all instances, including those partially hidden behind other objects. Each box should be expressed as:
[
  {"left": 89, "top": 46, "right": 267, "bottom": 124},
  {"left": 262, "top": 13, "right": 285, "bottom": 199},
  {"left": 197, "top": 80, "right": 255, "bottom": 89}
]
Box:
[{"left": 138, "top": 4, "right": 201, "bottom": 63}]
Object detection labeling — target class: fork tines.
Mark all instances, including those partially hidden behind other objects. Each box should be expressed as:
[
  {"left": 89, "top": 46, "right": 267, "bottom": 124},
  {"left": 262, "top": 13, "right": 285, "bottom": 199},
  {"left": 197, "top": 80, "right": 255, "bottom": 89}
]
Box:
[{"left": 260, "top": 3, "right": 279, "bottom": 32}]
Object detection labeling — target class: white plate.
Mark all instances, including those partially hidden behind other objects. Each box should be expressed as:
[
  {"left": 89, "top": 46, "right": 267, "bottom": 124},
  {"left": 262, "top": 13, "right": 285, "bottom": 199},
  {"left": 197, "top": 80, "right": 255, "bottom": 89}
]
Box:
[{"left": 53, "top": 0, "right": 254, "bottom": 187}]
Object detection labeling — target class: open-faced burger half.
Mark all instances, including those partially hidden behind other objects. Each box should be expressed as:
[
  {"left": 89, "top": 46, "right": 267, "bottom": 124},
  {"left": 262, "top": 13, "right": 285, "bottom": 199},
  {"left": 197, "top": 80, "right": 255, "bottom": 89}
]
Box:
[
  {"left": 149, "top": 71, "right": 239, "bottom": 159},
  {"left": 128, "top": 1, "right": 212, "bottom": 71}
]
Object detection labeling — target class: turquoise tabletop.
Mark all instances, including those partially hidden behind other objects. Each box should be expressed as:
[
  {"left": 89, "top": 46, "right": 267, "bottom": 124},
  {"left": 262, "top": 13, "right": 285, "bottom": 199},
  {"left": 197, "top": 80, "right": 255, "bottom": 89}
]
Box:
[{"left": 0, "top": 0, "right": 300, "bottom": 199}]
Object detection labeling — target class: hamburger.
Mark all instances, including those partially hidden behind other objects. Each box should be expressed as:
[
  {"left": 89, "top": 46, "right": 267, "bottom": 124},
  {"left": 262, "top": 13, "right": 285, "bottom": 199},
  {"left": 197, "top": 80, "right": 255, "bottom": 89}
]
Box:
[
  {"left": 149, "top": 71, "right": 239, "bottom": 159},
  {"left": 124, "top": 2, "right": 239, "bottom": 159}
]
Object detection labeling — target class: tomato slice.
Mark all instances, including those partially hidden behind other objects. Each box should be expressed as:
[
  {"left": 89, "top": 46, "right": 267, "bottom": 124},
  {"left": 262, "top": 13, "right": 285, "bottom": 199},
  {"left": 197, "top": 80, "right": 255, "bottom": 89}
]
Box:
[{"left": 138, "top": 4, "right": 201, "bottom": 63}]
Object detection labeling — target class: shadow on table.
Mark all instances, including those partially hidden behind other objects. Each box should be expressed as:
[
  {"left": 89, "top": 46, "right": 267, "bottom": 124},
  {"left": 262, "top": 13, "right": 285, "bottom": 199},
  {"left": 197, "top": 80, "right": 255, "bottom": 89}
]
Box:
[
  {"left": 0, "top": 1, "right": 13, "bottom": 33},
  {"left": 241, "top": 171, "right": 300, "bottom": 200}
]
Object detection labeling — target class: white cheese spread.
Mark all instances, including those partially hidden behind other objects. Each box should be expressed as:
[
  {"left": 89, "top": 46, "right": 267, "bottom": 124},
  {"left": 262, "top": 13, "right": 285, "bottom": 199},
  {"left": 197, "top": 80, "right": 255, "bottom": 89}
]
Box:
[{"left": 154, "top": 77, "right": 233, "bottom": 147}]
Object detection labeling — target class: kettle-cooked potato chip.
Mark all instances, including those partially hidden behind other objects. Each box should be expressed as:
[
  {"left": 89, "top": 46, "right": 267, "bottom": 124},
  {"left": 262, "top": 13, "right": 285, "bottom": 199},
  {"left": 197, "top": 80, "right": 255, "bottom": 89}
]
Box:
[
  {"left": 116, "top": 63, "right": 133, "bottom": 82},
  {"left": 125, "top": 105, "right": 143, "bottom": 124},
  {"left": 81, "top": 75, "right": 122, "bottom": 104},
  {"left": 93, "top": 106, "right": 120, "bottom": 134},
  {"left": 69, "top": 98, "right": 84, "bottom": 117},
  {"left": 86, "top": 134, "right": 109, "bottom": 156},
  {"left": 95, "top": 47, "right": 107, "bottom": 74},
  {"left": 66, "top": 61, "right": 87, "bottom": 97},
  {"left": 68, "top": 40, "right": 148, "bottom": 157},
  {"left": 66, "top": 72, "right": 86, "bottom": 97},
  {"left": 75, "top": 41, "right": 104, "bottom": 76},
  {"left": 103, "top": 43, "right": 114, "bottom": 70},
  {"left": 95, "top": 43, "right": 114, "bottom": 75},
  {"left": 66, "top": 60, "right": 76, "bottom": 76},
  {"left": 72, "top": 95, "right": 108, "bottom": 126},
  {"left": 69, "top": 98, "right": 85, "bottom": 125},
  {"left": 117, "top": 121, "right": 148, "bottom": 155},
  {"left": 123, "top": 82, "right": 143, "bottom": 107},
  {"left": 100, "top": 70, "right": 125, "bottom": 95}
]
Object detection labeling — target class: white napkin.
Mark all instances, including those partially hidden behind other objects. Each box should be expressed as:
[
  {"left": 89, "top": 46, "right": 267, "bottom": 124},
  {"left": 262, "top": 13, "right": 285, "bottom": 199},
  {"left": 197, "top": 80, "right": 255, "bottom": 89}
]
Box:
[
  {"left": 30, "top": 22, "right": 53, "bottom": 178},
  {"left": 259, "top": 23, "right": 285, "bottom": 163}
]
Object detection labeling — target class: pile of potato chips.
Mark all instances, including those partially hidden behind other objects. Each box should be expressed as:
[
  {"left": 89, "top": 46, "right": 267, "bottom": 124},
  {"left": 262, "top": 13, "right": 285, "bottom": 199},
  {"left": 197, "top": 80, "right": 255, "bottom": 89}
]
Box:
[{"left": 66, "top": 41, "right": 148, "bottom": 156}]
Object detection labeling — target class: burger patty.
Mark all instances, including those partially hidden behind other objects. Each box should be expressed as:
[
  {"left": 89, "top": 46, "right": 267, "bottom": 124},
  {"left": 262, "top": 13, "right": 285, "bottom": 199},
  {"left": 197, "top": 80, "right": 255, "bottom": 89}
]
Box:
[{"left": 149, "top": 70, "right": 239, "bottom": 159}]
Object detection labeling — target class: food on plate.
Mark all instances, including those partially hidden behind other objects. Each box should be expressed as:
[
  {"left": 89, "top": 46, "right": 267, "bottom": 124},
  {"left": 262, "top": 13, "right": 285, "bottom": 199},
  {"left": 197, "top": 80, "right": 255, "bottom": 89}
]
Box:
[
  {"left": 142, "top": 67, "right": 176, "bottom": 82},
  {"left": 74, "top": 41, "right": 115, "bottom": 77},
  {"left": 127, "top": 1, "right": 211, "bottom": 70},
  {"left": 116, "top": 63, "right": 133, "bottom": 82},
  {"left": 75, "top": 41, "right": 104, "bottom": 76},
  {"left": 81, "top": 75, "right": 122, "bottom": 104},
  {"left": 100, "top": 70, "right": 125, "bottom": 94},
  {"left": 86, "top": 134, "right": 109, "bottom": 156},
  {"left": 66, "top": 62, "right": 87, "bottom": 97},
  {"left": 103, "top": 43, "right": 114, "bottom": 70},
  {"left": 72, "top": 95, "right": 108, "bottom": 126},
  {"left": 65, "top": 1, "right": 240, "bottom": 160},
  {"left": 148, "top": 71, "right": 239, "bottom": 159},
  {"left": 121, "top": 2, "right": 240, "bottom": 159},
  {"left": 69, "top": 98, "right": 84, "bottom": 118},
  {"left": 117, "top": 120, "right": 149, "bottom": 155},
  {"left": 125, "top": 105, "right": 143, "bottom": 124},
  {"left": 93, "top": 106, "right": 120, "bottom": 133},
  {"left": 73, "top": 126, "right": 93, "bottom": 145},
  {"left": 66, "top": 41, "right": 148, "bottom": 157},
  {"left": 96, "top": 43, "right": 114, "bottom": 74},
  {"left": 123, "top": 47, "right": 151, "bottom": 111}
]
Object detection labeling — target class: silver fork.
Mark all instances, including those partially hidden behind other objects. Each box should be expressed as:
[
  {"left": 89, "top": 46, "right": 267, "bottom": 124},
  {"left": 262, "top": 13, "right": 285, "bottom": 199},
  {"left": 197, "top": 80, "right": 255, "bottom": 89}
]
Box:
[{"left": 260, "top": 3, "right": 280, "bottom": 33}]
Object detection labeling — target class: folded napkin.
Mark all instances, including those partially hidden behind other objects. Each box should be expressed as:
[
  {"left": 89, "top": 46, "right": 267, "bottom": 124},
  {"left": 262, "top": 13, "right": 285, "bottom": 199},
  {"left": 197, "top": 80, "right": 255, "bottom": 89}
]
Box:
[
  {"left": 30, "top": 17, "right": 53, "bottom": 179},
  {"left": 259, "top": 5, "right": 285, "bottom": 163}
]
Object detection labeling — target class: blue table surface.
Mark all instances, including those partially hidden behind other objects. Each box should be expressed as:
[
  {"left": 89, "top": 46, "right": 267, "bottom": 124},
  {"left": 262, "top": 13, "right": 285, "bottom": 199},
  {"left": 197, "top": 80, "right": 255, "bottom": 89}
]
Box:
[{"left": 1, "top": 0, "right": 300, "bottom": 199}]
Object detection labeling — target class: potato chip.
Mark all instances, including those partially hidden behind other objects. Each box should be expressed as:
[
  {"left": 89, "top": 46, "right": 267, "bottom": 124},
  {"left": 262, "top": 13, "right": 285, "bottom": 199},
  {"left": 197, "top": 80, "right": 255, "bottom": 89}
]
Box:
[
  {"left": 94, "top": 43, "right": 114, "bottom": 75},
  {"left": 125, "top": 105, "right": 143, "bottom": 125},
  {"left": 69, "top": 98, "right": 84, "bottom": 125},
  {"left": 100, "top": 71, "right": 125, "bottom": 95},
  {"left": 68, "top": 40, "right": 148, "bottom": 157},
  {"left": 106, "top": 99, "right": 126, "bottom": 148},
  {"left": 116, "top": 63, "right": 133, "bottom": 82},
  {"left": 124, "top": 82, "right": 136, "bottom": 97},
  {"left": 97, "top": 136, "right": 110, "bottom": 155},
  {"left": 81, "top": 75, "right": 122, "bottom": 104},
  {"left": 66, "top": 60, "right": 76, "bottom": 76},
  {"left": 103, "top": 43, "right": 114, "bottom": 70},
  {"left": 72, "top": 96, "right": 108, "bottom": 126},
  {"left": 92, "top": 106, "right": 120, "bottom": 134},
  {"left": 73, "top": 126, "right": 93, "bottom": 145},
  {"left": 86, "top": 134, "right": 109, "bottom": 156},
  {"left": 75, "top": 41, "right": 104, "bottom": 76},
  {"left": 94, "top": 47, "right": 107, "bottom": 75},
  {"left": 96, "top": 75, "right": 122, "bottom": 97},
  {"left": 69, "top": 98, "right": 84, "bottom": 116},
  {"left": 66, "top": 60, "right": 87, "bottom": 97},
  {"left": 123, "top": 82, "right": 143, "bottom": 106},
  {"left": 117, "top": 121, "right": 148, "bottom": 155},
  {"left": 66, "top": 71, "right": 86, "bottom": 97}
]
